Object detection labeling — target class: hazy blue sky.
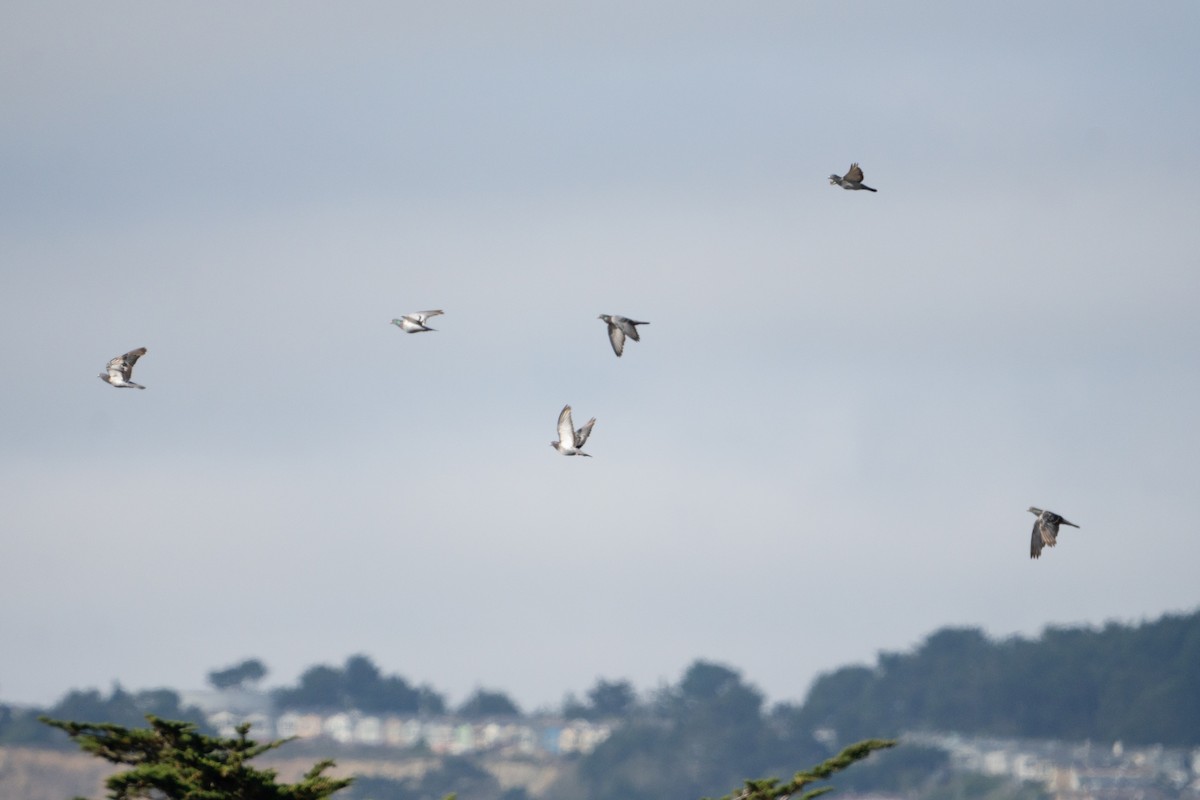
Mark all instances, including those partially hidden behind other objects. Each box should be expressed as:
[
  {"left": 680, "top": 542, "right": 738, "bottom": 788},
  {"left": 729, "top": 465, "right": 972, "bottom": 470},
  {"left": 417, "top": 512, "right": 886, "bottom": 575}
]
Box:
[{"left": 2, "top": 2, "right": 1199, "bottom": 712}]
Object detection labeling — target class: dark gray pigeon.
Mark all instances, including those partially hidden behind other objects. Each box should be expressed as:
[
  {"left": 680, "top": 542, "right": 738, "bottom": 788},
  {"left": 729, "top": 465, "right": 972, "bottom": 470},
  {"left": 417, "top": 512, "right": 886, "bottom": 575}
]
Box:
[
  {"left": 598, "top": 314, "right": 649, "bottom": 357},
  {"left": 551, "top": 405, "right": 595, "bottom": 457},
  {"left": 1028, "top": 507, "right": 1080, "bottom": 559},
  {"left": 99, "top": 347, "right": 147, "bottom": 389},
  {"left": 829, "top": 162, "right": 877, "bottom": 192}
]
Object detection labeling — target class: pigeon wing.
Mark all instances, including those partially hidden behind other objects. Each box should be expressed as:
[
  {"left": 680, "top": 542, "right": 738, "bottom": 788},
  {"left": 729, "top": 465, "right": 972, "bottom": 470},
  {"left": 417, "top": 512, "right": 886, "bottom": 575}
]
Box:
[
  {"left": 845, "top": 163, "right": 865, "bottom": 182},
  {"left": 110, "top": 347, "right": 146, "bottom": 381},
  {"left": 1030, "top": 521, "right": 1045, "bottom": 558},
  {"left": 412, "top": 310, "right": 444, "bottom": 323},
  {"left": 105, "top": 355, "right": 127, "bottom": 382},
  {"left": 618, "top": 317, "right": 645, "bottom": 342},
  {"left": 122, "top": 347, "right": 147, "bottom": 375},
  {"left": 607, "top": 324, "right": 626, "bottom": 356},
  {"left": 557, "top": 405, "right": 575, "bottom": 447},
  {"left": 574, "top": 418, "right": 596, "bottom": 448},
  {"left": 1039, "top": 515, "right": 1059, "bottom": 548}
]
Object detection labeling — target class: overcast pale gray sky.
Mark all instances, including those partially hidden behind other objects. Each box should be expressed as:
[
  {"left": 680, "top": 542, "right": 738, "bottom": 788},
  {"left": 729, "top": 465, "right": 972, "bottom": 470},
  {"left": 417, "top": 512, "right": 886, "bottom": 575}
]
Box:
[{"left": 2, "top": 1, "right": 1198, "bottom": 712}]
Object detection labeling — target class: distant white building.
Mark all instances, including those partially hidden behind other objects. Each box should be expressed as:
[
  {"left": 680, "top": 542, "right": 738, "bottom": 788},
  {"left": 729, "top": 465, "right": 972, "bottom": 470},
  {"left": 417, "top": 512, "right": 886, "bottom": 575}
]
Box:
[
  {"left": 355, "top": 716, "right": 384, "bottom": 745},
  {"left": 205, "top": 709, "right": 273, "bottom": 738},
  {"left": 323, "top": 713, "right": 354, "bottom": 744},
  {"left": 276, "top": 712, "right": 322, "bottom": 739}
]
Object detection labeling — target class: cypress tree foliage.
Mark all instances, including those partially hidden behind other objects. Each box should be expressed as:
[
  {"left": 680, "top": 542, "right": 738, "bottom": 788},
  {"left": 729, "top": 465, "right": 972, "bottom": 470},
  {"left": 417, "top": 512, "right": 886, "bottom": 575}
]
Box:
[
  {"left": 704, "top": 739, "right": 897, "bottom": 800},
  {"left": 40, "top": 714, "right": 354, "bottom": 800}
]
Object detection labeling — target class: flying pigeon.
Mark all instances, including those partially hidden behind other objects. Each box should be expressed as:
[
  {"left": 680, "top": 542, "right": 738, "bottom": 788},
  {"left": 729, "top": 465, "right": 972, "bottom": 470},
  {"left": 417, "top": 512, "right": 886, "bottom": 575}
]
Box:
[
  {"left": 391, "top": 310, "right": 444, "bottom": 333},
  {"left": 99, "top": 347, "right": 148, "bottom": 389},
  {"left": 829, "top": 163, "right": 877, "bottom": 192},
  {"left": 551, "top": 405, "right": 595, "bottom": 457},
  {"left": 598, "top": 314, "right": 649, "bottom": 357},
  {"left": 1028, "top": 507, "right": 1080, "bottom": 559}
]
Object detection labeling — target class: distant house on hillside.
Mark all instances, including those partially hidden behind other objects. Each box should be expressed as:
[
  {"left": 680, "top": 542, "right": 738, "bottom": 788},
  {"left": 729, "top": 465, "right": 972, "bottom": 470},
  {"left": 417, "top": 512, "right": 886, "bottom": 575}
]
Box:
[
  {"left": 906, "top": 732, "right": 1200, "bottom": 800},
  {"left": 177, "top": 694, "right": 613, "bottom": 758},
  {"left": 207, "top": 709, "right": 272, "bottom": 738},
  {"left": 275, "top": 712, "right": 322, "bottom": 739}
]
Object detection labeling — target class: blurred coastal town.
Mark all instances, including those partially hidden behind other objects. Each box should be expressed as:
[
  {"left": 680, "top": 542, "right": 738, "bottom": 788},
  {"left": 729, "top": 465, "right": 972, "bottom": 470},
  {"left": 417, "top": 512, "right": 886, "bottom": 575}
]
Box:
[
  {"left": 175, "top": 689, "right": 1200, "bottom": 800},
  {"left": 905, "top": 732, "right": 1200, "bottom": 800},
  {"left": 183, "top": 688, "right": 612, "bottom": 757},
  {"left": 5, "top": 614, "right": 1200, "bottom": 800}
]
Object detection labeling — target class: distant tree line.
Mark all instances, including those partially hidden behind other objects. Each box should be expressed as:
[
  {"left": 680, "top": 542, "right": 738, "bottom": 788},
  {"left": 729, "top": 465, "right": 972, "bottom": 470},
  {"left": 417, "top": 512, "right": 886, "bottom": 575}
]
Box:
[
  {"left": 269, "top": 654, "right": 525, "bottom": 718},
  {"left": 791, "top": 608, "right": 1200, "bottom": 747},
  {"left": 4, "top": 607, "right": 1197, "bottom": 758},
  {"left": 271, "top": 656, "right": 629, "bottom": 720},
  {"left": 562, "top": 678, "right": 638, "bottom": 720},
  {"left": 208, "top": 657, "right": 268, "bottom": 690},
  {"left": 548, "top": 661, "right": 937, "bottom": 800},
  {"left": 271, "top": 654, "right": 449, "bottom": 715},
  {"left": 0, "top": 685, "right": 209, "bottom": 746}
]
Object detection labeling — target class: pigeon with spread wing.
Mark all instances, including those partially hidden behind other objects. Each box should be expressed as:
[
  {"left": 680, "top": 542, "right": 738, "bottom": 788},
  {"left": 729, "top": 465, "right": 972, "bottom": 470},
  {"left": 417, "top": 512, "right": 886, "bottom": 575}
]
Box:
[
  {"left": 391, "top": 310, "right": 444, "bottom": 333},
  {"left": 99, "top": 347, "right": 148, "bottom": 389},
  {"left": 1029, "top": 507, "right": 1081, "bottom": 559},
  {"left": 551, "top": 405, "right": 596, "bottom": 457},
  {"left": 598, "top": 314, "right": 649, "bottom": 357},
  {"left": 829, "top": 162, "right": 877, "bottom": 192}
]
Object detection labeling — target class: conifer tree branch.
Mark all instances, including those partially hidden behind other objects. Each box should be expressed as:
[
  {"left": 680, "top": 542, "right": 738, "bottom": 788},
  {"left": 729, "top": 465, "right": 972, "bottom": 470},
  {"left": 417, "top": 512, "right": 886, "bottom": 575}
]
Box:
[
  {"left": 39, "top": 714, "right": 353, "bottom": 800},
  {"left": 705, "top": 738, "right": 897, "bottom": 800}
]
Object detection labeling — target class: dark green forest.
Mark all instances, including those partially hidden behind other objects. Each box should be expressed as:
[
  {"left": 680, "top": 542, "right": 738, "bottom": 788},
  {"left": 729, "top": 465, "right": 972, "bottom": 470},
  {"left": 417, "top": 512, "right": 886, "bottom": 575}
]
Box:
[
  {"left": 544, "top": 662, "right": 930, "bottom": 800},
  {"left": 271, "top": 655, "right": 451, "bottom": 715},
  {"left": 0, "top": 685, "right": 209, "bottom": 745},
  {"left": 791, "top": 608, "right": 1200, "bottom": 746}
]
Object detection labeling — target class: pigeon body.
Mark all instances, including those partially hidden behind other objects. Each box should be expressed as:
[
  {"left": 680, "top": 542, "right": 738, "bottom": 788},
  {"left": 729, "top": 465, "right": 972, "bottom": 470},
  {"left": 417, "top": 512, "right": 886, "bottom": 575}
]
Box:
[
  {"left": 598, "top": 314, "right": 649, "bottom": 357},
  {"left": 551, "top": 405, "right": 595, "bottom": 457},
  {"left": 1028, "top": 506, "right": 1080, "bottom": 559},
  {"left": 391, "top": 310, "right": 444, "bottom": 333},
  {"left": 99, "top": 347, "right": 148, "bottom": 389},
  {"left": 829, "top": 162, "right": 877, "bottom": 192}
]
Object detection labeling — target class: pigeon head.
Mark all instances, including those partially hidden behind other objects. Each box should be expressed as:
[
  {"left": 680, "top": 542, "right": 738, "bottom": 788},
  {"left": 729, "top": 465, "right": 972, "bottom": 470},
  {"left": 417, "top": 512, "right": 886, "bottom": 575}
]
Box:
[
  {"left": 829, "top": 175, "right": 842, "bottom": 184},
  {"left": 1028, "top": 506, "right": 1044, "bottom": 516}
]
